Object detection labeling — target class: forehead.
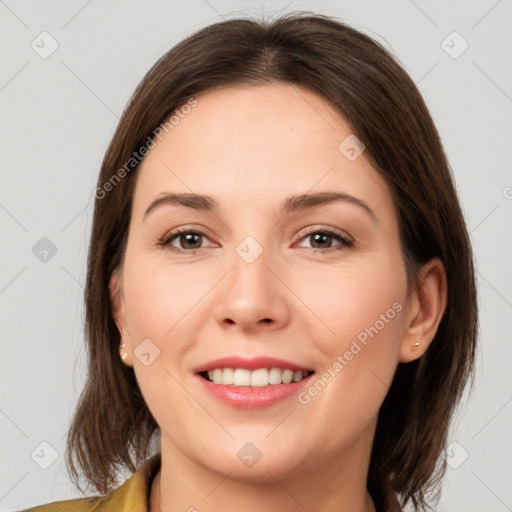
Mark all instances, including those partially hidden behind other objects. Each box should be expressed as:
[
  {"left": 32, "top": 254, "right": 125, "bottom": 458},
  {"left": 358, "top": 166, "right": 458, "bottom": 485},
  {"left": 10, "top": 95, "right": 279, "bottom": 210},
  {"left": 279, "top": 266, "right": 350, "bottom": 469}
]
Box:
[{"left": 133, "top": 83, "right": 395, "bottom": 222}]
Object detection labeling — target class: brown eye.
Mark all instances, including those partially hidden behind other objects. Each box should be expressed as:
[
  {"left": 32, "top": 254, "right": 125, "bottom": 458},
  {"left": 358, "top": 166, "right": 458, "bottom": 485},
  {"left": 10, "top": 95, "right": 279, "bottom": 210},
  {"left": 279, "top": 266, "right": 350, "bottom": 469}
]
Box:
[
  {"left": 296, "top": 229, "right": 353, "bottom": 252},
  {"left": 309, "top": 232, "right": 335, "bottom": 249},
  {"left": 160, "top": 229, "right": 212, "bottom": 253},
  {"left": 173, "top": 232, "right": 203, "bottom": 250}
]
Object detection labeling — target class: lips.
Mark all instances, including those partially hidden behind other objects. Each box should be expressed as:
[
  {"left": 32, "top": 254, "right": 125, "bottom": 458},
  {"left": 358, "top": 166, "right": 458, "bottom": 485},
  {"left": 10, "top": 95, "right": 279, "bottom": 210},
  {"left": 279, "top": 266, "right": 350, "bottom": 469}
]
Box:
[
  {"left": 194, "top": 356, "right": 314, "bottom": 373},
  {"left": 193, "top": 356, "right": 315, "bottom": 409}
]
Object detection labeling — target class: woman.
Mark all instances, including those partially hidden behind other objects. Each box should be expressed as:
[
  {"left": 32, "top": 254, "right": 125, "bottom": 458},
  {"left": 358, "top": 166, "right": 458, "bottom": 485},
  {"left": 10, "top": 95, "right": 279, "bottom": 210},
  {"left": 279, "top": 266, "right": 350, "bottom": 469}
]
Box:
[{"left": 24, "top": 11, "right": 477, "bottom": 512}]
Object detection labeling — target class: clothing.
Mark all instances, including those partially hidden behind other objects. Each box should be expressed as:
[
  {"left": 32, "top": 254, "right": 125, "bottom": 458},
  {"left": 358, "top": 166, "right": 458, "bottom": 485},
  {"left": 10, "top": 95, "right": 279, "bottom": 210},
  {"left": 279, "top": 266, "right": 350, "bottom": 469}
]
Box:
[{"left": 22, "top": 453, "right": 161, "bottom": 512}]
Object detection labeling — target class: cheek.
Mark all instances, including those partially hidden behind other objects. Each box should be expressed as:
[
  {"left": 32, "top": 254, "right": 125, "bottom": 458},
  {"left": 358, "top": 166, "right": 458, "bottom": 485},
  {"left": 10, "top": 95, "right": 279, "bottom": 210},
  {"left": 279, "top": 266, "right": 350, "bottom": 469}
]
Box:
[
  {"left": 295, "top": 253, "right": 406, "bottom": 342},
  {"left": 294, "top": 254, "right": 405, "bottom": 409},
  {"left": 121, "top": 256, "right": 209, "bottom": 437},
  {"left": 122, "top": 253, "right": 211, "bottom": 341}
]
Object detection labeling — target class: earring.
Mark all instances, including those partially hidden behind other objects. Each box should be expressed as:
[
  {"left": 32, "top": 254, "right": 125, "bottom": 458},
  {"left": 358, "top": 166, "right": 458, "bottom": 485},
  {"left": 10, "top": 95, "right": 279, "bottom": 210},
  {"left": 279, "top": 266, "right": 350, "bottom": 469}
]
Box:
[
  {"left": 411, "top": 341, "right": 420, "bottom": 353},
  {"left": 119, "top": 344, "right": 127, "bottom": 361}
]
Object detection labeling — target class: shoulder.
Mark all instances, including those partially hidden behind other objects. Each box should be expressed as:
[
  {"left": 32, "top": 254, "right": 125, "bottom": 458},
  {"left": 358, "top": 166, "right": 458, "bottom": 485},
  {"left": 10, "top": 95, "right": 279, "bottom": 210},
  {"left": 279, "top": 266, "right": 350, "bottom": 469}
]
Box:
[
  {"left": 21, "top": 496, "right": 103, "bottom": 512},
  {"left": 20, "top": 453, "right": 161, "bottom": 512}
]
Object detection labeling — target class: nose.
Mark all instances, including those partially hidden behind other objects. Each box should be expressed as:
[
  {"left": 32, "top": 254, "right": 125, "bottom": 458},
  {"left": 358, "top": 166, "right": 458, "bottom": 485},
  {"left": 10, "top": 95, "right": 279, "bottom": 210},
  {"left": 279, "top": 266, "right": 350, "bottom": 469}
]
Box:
[{"left": 213, "top": 242, "right": 291, "bottom": 334}]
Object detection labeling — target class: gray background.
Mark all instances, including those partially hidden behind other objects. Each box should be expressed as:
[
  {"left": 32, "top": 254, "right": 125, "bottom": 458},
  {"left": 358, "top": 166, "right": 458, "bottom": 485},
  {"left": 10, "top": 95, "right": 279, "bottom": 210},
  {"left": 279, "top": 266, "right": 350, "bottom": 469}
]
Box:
[{"left": 1, "top": 1, "right": 511, "bottom": 511}]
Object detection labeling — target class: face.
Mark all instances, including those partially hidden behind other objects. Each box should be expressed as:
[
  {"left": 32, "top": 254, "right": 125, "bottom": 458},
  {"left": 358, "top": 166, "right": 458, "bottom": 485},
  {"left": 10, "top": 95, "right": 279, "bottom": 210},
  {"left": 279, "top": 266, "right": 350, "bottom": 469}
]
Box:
[{"left": 112, "top": 83, "right": 414, "bottom": 483}]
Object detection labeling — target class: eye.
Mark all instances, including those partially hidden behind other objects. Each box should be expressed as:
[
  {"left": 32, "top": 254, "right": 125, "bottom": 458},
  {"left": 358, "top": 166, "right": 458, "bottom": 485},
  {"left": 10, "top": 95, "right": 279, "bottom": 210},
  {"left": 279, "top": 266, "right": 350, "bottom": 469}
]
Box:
[
  {"left": 295, "top": 228, "right": 354, "bottom": 253},
  {"left": 159, "top": 228, "right": 213, "bottom": 254},
  {"left": 158, "top": 226, "right": 354, "bottom": 255}
]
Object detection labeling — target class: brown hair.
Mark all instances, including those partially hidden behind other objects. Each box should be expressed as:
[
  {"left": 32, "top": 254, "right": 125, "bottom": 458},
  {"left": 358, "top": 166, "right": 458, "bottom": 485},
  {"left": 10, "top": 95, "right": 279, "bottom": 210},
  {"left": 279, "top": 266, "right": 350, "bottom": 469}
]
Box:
[{"left": 66, "top": 11, "right": 478, "bottom": 512}]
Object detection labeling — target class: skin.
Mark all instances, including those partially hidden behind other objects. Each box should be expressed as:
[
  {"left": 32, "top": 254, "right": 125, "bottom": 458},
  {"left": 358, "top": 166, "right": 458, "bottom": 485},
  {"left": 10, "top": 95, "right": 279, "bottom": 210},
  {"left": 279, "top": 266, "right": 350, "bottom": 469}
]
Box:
[{"left": 110, "top": 83, "right": 447, "bottom": 512}]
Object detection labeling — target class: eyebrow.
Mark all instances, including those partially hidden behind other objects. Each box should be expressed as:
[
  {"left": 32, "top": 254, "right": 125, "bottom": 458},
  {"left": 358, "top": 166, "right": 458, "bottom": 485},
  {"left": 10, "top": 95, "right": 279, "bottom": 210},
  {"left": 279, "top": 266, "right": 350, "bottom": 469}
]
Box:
[{"left": 143, "top": 191, "right": 377, "bottom": 222}]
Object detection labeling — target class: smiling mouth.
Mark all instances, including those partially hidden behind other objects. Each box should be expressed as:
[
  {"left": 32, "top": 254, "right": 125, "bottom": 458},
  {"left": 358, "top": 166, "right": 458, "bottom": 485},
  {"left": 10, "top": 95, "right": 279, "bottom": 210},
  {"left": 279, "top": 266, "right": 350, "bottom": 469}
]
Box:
[{"left": 199, "top": 368, "right": 315, "bottom": 387}]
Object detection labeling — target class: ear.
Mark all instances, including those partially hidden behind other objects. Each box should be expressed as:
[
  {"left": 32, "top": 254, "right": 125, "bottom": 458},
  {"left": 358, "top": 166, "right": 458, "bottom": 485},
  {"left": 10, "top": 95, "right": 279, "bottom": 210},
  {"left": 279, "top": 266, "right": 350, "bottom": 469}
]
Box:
[
  {"left": 109, "top": 269, "right": 132, "bottom": 366},
  {"left": 399, "top": 257, "right": 447, "bottom": 363}
]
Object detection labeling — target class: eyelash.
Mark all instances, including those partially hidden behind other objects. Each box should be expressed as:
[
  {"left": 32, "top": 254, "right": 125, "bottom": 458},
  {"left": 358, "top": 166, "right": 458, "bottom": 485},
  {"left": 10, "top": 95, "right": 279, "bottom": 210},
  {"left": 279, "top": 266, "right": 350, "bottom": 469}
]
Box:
[{"left": 158, "top": 227, "right": 354, "bottom": 255}]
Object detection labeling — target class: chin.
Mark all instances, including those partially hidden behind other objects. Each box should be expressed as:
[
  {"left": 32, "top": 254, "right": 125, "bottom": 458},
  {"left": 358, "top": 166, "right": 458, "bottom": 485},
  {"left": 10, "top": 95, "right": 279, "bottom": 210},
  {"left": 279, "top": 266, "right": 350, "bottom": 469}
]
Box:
[{"left": 196, "top": 439, "right": 309, "bottom": 483}]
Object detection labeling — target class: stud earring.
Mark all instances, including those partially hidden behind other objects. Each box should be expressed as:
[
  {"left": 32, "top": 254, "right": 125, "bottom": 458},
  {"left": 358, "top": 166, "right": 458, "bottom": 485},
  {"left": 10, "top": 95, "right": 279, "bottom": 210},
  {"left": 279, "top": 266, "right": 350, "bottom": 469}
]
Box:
[
  {"left": 119, "top": 344, "right": 127, "bottom": 361},
  {"left": 411, "top": 341, "right": 420, "bottom": 353}
]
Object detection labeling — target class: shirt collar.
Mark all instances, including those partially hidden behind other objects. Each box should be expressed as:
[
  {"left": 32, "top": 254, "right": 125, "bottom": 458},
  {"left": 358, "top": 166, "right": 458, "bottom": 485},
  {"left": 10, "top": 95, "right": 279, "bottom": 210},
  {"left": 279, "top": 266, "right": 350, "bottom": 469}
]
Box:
[{"left": 94, "top": 452, "right": 161, "bottom": 511}]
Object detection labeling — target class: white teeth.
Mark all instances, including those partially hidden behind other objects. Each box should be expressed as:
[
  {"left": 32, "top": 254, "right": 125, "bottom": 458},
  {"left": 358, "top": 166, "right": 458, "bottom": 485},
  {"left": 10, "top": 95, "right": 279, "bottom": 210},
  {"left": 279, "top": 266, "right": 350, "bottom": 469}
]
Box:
[
  {"left": 292, "top": 370, "right": 303, "bottom": 382},
  {"left": 233, "top": 368, "right": 251, "bottom": 386},
  {"left": 268, "top": 367, "right": 282, "bottom": 385},
  {"left": 250, "top": 368, "right": 268, "bottom": 387},
  {"left": 282, "top": 369, "right": 294, "bottom": 383},
  {"left": 204, "top": 367, "right": 310, "bottom": 387},
  {"left": 213, "top": 368, "right": 223, "bottom": 385},
  {"left": 222, "top": 368, "right": 234, "bottom": 385}
]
